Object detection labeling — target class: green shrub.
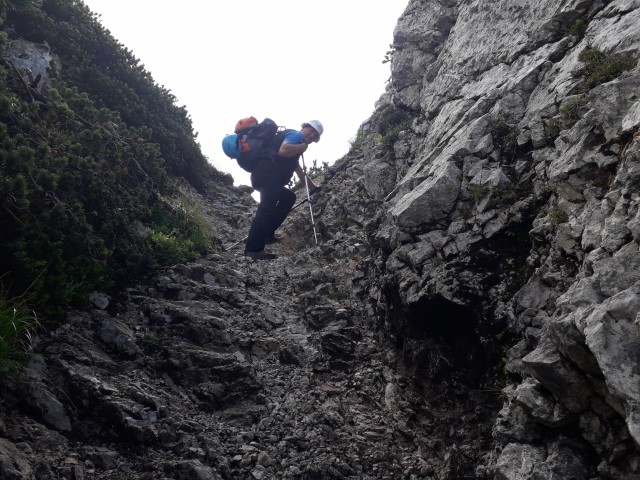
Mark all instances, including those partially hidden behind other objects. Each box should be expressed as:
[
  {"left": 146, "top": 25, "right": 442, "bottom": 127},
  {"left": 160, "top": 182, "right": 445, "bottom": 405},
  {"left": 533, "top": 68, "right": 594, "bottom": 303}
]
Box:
[
  {"left": 304, "top": 158, "right": 328, "bottom": 181},
  {"left": 573, "top": 47, "right": 637, "bottom": 94},
  {"left": 375, "top": 104, "right": 413, "bottom": 156},
  {"left": 559, "top": 96, "right": 588, "bottom": 122},
  {"left": 7, "top": 0, "right": 214, "bottom": 192},
  {"left": 568, "top": 19, "right": 587, "bottom": 38},
  {"left": 470, "top": 184, "right": 492, "bottom": 200}
]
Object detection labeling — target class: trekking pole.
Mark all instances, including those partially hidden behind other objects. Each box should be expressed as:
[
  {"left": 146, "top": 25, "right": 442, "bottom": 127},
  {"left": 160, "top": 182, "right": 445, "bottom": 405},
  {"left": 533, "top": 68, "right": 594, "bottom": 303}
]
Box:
[{"left": 301, "top": 154, "right": 319, "bottom": 245}]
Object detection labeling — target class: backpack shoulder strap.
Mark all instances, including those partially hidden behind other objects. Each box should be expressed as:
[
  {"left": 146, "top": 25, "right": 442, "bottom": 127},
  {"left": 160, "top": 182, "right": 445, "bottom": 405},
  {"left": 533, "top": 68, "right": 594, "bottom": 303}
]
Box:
[
  {"left": 274, "top": 128, "right": 295, "bottom": 146},
  {"left": 271, "top": 128, "right": 294, "bottom": 154}
]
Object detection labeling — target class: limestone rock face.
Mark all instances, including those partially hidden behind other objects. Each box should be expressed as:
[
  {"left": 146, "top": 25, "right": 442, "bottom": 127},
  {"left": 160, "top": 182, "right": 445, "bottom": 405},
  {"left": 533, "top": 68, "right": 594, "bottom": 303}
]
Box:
[
  {"left": 390, "top": 160, "right": 462, "bottom": 228},
  {"left": 362, "top": 0, "right": 640, "bottom": 476},
  {"left": 304, "top": 0, "right": 640, "bottom": 476}
]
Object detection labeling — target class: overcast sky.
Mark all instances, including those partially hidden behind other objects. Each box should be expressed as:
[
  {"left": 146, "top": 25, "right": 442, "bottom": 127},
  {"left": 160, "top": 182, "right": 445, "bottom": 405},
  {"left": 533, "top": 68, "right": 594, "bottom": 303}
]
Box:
[{"left": 81, "top": 1, "right": 408, "bottom": 186}]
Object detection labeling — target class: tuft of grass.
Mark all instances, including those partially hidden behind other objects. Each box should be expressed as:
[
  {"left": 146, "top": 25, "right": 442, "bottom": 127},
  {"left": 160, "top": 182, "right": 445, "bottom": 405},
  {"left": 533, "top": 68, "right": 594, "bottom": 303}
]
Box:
[
  {"left": 470, "top": 183, "right": 518, "bottom": 205},
  {"left": 348, "top": 131, "right": 366, "bottom": 153},
  {"left": 547, "top": 207, "right": 569, "bottom": 226},
  {"left": 470, "top": 184, "right": 492, "bottom": 200},
  {"left": 149, "top": 193, "right": 214, "bottom": 262},
  {"left": 0, "top": 291, "right": 40, "bottom": 375}
]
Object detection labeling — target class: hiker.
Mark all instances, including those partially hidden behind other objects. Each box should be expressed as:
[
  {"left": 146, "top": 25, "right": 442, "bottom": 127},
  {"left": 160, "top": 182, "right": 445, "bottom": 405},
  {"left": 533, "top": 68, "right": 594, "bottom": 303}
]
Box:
[{"left": 244, "top": 120, "right": 323, "bottom": 260}]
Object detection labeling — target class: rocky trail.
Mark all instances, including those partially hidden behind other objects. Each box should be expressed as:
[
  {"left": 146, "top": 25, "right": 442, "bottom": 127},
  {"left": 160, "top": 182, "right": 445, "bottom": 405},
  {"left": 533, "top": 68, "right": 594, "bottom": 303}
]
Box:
[{"left": 0, "top": 171, "right": 500, "bottom": 479}]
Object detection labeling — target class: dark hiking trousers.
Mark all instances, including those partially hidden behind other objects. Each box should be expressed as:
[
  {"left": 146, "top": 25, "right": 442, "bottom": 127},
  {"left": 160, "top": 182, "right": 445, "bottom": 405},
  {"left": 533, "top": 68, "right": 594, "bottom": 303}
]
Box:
[{"left": 245, "top": 180, "right": 296, "bottom": 253}]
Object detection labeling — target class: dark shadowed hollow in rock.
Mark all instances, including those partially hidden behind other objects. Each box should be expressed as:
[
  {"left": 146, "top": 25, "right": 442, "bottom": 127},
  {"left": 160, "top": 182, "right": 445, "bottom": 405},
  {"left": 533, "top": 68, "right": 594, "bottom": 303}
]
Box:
[{"left": 388, "top": 293, "right": 500, "bottom": 395}]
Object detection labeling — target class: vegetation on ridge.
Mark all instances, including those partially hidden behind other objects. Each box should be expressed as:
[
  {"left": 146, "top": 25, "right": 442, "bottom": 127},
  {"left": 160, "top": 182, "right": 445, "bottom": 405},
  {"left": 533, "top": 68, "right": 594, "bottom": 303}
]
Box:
[{"left": 0, "top": 0, "right": 222, "bottom": 346}]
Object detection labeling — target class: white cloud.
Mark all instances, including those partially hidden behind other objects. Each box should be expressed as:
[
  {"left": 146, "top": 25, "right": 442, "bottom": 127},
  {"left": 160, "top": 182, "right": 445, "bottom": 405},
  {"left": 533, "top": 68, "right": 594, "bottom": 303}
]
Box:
[{"left": 82, "top": 0, "right": 407, "bottom": 186}]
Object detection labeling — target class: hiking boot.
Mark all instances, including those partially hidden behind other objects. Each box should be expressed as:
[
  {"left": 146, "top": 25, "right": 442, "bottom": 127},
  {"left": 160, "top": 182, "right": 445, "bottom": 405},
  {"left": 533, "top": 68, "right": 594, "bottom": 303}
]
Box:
[
  {"left": 245, "top": 251, "right": 278, "bottom": 260},
  {"left": 265, "top": 235, "right": 281, "bottom": 245}
]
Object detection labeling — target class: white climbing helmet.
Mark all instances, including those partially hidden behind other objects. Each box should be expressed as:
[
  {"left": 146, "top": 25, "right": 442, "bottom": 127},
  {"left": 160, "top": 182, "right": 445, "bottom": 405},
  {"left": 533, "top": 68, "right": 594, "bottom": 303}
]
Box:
[{"left": 306, "top": 120, "right": 324, "bottom": 139}]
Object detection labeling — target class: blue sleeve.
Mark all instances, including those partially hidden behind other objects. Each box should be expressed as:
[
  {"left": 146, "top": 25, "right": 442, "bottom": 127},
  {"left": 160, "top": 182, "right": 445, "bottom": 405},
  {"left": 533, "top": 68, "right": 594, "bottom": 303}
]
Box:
[{"left": 283, "top": 131, "right": 304, "bottom": 144}]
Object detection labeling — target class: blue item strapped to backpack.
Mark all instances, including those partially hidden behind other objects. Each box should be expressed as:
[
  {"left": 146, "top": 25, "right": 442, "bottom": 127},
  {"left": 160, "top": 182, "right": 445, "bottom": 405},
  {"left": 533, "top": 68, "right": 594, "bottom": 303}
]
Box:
[{"left": 222, "top": 133, "right": 240, "bottom": 159}]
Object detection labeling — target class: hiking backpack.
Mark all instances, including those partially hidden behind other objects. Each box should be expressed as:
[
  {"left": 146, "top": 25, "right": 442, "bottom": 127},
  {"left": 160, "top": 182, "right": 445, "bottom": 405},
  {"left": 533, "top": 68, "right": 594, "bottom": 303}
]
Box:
[{"left": 221, "top": 117, "right": 281, "bottom": 172}]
